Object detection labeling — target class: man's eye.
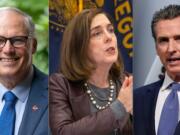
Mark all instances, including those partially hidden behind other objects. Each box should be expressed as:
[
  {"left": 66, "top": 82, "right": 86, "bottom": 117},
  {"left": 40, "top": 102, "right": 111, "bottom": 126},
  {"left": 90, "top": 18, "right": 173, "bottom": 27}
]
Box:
[
  {"left": 12, "top": 38, "right": 26, "bottom": 45},
  {"left": 159, "top": 39, "right": 168, "bottom": 43},
  {"left": 0, "top": 38, "right": 5, "bottom": 44},
  {"left": 157, "top": 38, "right": 169, "bottom": 44},
  {"left": 175, "top": 36, "right": 180, "bottom": 43}
]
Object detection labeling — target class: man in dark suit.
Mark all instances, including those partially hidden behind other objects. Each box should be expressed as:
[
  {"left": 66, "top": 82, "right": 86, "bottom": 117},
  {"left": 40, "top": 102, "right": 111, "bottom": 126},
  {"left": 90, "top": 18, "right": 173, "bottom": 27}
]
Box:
[
  {"left": 0, "top": 7, "right": 48, "bottom": 135},
  {"left": 134, "top": 4, "right": 180, "bottom": 135}
]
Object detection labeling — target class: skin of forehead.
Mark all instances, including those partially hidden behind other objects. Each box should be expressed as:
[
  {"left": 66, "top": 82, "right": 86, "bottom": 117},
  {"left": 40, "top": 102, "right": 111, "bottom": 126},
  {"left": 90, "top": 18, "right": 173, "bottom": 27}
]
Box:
[{"left": 0, "top": 10, "right": 28, "bottom": 36}]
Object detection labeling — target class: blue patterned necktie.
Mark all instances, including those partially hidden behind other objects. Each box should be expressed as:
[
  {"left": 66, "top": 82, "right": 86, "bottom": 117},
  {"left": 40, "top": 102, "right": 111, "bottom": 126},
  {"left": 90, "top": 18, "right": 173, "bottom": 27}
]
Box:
[
  {"left": 158, "top": 83, "right": 180, "bottom": 135},
  {"left": 0, "top": 91, "right": 17, "bottom": 135}
]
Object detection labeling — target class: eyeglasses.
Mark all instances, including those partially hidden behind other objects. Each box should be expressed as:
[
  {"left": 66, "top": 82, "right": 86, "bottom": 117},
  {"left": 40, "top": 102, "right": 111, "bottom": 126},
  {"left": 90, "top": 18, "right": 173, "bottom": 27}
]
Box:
[{"left": 0, "top": 36, "right": 30, "bottom": 48}]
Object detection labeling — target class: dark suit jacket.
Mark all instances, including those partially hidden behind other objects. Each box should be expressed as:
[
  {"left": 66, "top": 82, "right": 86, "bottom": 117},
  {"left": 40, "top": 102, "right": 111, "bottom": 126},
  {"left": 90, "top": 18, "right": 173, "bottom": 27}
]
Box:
[
  {"left": 134, "top": 79, "right": 180, "bottom": 135},
  {"left": 18, "top": 67, "right": 48, "bottom": 135},
  {"left": 49, "top": 73, "right": 132, "bottom": 135}
]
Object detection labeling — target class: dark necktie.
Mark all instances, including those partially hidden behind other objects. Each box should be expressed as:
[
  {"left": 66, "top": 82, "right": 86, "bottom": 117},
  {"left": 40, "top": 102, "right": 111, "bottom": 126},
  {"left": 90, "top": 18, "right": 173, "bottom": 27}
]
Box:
[
  {"left": 158, "top": 83, "right": 180, "bottom": 135},
  {"left": 0, "top": 91, "right": 17, "bottom": 135}
]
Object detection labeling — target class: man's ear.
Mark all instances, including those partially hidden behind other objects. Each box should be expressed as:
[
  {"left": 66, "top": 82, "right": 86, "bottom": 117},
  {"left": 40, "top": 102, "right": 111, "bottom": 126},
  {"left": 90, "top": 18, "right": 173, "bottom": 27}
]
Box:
[{"left": 32, "top": 38, "right": 37, "bottom": 54}]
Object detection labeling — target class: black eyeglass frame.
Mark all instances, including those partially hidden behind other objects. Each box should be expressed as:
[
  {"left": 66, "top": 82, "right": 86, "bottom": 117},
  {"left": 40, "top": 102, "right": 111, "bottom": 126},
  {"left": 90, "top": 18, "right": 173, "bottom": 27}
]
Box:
[{"left": 0, "top": 36, "right": 32, "bottom": 48}]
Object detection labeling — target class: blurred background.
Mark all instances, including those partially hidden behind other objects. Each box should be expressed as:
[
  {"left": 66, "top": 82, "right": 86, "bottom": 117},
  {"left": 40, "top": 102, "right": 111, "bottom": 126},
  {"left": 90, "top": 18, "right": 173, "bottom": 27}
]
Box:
[{"left": 0, "top": 0, "right": 48, "bottom": 74}]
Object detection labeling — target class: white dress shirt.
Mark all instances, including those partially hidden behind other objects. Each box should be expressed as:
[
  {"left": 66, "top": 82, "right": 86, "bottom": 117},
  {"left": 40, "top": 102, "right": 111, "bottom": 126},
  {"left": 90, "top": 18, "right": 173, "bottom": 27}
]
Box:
[
  {"left": 155, "top": 72, "right": 180, "bottom": 134},
  {"left": 0, "top": 68, "right": 33, "bottom": 135}
]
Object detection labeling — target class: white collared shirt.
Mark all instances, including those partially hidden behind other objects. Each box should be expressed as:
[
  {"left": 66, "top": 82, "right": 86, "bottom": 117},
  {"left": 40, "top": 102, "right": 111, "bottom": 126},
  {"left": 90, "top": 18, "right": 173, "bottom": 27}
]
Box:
[
  {"left": 0, "top": 68, "right": 33, "bottom": 135},
  {"left": 155, "top": 72, "right": 180, "bottom": 134}
]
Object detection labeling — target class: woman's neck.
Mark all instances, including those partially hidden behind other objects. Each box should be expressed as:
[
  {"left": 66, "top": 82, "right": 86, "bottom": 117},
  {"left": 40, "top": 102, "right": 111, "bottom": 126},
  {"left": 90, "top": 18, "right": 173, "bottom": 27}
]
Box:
[{"left": 88, "top": 67, "right": 110, "bottom": 88}]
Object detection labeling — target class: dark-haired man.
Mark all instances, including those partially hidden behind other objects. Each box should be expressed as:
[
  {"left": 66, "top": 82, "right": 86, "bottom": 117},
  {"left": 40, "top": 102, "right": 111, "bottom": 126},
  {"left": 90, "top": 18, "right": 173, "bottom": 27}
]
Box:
[{"left": 134, "top": 4, "right": 180, "bottom": 135}]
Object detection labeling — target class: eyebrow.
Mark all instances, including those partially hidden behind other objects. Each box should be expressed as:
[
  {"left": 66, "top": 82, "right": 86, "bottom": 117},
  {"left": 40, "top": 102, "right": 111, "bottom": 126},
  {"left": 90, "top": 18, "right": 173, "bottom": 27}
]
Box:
[
  {"left": 174, "top": 35, "right": 180, "bottom": 39},
  {"left": 90, "top": 26, "right": 101, "bottom": 32},
  {"left": 90, "top": 23, "right": 113, "bottom": 31},
  {"left": 157, "top": 35, "right": 180, "bottom": 40},
  {"left": 157, "top": 36, "right": 168, "bottom": 40}
]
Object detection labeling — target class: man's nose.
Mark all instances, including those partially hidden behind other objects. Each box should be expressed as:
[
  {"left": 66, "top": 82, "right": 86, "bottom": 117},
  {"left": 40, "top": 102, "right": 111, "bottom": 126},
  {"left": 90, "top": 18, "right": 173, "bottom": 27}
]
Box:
[{"left": 167, "top": 39, "right": 178, "bottom": 52}]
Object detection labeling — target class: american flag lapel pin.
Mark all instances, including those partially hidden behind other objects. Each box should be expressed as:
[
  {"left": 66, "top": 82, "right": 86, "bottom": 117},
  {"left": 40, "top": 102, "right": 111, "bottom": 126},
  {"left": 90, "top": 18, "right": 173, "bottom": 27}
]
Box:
[{"left": 32, "top": 105, "right": 39, "bottom": 112}]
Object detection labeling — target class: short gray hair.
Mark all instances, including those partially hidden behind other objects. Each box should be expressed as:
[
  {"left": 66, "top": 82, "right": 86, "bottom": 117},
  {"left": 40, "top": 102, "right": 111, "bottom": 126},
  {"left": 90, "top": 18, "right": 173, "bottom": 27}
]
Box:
[{"left": 0, "top": 7, "right": 35, "bottom": 37}]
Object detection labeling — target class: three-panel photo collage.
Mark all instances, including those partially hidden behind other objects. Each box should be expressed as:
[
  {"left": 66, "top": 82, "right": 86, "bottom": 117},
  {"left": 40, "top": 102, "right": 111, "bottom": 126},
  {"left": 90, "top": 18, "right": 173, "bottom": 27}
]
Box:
[{"left": 0, "top": 0, "right": 180, "bottom": 135}]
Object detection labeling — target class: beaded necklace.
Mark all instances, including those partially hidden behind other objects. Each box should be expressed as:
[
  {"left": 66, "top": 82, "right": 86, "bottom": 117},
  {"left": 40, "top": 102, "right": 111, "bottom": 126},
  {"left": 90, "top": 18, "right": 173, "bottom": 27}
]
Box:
[{"left": 84, "top": 80, "right": 115, "bottom": 110}]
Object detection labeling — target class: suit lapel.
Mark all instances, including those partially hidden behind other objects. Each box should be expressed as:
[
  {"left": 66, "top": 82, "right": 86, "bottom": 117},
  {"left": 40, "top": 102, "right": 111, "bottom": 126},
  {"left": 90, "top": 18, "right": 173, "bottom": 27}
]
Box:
[
  {"left": 69, "top": 82, "right": 90, "bottom": 120},
  {"left": 18, "top": 68, "right": 48, "bottom": 135},
  {"left": 174, "top": 121, "right": 180, "bottom": 135},
  {"left": 143, "top": 80, "right": 163, "bottom": 135}
]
